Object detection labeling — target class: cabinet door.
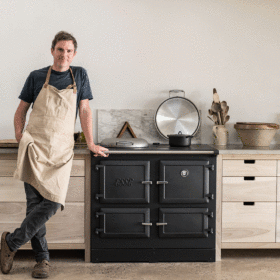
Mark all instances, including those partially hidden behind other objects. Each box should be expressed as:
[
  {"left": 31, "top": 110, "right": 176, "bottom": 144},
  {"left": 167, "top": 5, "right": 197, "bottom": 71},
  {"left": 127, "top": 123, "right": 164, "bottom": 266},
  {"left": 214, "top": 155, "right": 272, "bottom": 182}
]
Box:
[
  {"left": 158, "top": 208, "right": 213, "bottom": 238},
  {"left": 158, "top": 161, "right": 213, "bottom": 203},
  {"left": 95, "top": 161, "right": 150, "bottom": 203},
  {"left": 95, "top": 208, "right": 151, "bottom": 238}
]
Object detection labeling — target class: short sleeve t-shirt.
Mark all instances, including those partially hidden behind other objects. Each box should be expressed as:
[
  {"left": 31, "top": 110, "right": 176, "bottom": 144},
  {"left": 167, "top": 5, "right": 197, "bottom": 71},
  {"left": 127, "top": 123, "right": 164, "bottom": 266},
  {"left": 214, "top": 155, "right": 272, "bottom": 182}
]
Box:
[{"left": 18, "top": 66, "right": 93, "bottom": 121}]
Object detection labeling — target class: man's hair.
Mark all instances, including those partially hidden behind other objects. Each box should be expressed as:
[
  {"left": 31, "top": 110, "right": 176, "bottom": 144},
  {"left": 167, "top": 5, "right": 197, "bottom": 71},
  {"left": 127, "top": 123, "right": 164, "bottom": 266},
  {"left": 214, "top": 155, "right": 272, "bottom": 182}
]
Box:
[{"left": 51, "top": 31, "right": 77, "bottom": 52}]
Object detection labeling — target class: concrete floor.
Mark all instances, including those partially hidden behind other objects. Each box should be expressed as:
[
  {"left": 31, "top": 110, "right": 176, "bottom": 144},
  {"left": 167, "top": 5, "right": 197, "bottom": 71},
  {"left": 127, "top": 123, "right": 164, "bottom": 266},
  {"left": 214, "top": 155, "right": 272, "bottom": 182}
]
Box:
[{"left": 1, "top": 250, "right": 280, "bottom": 280}]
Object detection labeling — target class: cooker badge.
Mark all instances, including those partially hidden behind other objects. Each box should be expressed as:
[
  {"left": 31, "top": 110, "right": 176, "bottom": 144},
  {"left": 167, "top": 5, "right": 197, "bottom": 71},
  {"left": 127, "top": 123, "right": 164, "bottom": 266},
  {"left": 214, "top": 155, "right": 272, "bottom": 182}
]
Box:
[{"left": 180, "top": 170, "right": 189, "bottom": 177}]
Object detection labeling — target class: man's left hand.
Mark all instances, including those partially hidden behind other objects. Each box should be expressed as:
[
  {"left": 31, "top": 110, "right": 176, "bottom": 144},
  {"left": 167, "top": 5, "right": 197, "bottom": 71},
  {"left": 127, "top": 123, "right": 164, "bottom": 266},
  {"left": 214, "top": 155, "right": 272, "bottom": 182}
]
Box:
[{"left": 88, "top": 144, "right": 109, "bottom": 157}]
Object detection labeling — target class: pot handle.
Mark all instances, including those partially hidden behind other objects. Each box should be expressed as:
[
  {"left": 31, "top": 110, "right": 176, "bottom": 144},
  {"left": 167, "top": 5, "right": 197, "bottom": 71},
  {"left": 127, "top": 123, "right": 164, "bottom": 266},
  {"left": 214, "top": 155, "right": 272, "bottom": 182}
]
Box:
[{"left": 169, "top": 90, "right": 185, "bottom": 98}]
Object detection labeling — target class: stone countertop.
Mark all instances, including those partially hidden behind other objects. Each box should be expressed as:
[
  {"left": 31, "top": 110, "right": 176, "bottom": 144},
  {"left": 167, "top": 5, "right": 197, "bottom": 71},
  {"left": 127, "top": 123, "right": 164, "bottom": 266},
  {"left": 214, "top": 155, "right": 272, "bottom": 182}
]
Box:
[
  {"left": 209, "top": 144, "right": 280, "bottom": 154},
  {"left": 0, "top": 144, "right": 219, "bottom": 155},
  {"left": 2, "top": 144, "right": 280, "bottom": 155}
]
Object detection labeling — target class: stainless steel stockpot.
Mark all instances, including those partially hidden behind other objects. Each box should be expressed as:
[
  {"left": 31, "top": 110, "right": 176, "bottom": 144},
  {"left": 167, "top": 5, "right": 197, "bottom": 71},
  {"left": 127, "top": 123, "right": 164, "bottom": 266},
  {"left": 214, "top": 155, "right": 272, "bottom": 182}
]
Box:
[{"left": 155, "top": 90, "right": 200, "bottom": 140}]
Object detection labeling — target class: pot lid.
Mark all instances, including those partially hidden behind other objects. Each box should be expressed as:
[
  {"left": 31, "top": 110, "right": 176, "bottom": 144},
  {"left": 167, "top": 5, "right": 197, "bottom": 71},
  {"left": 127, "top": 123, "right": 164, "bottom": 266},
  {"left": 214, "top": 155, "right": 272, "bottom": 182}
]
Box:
[
  {"left": 155, "top": 96, "right": 200, "bottom": 140},
  {"left": 100, "top": 138, "right": 149, "bottom": 148}
]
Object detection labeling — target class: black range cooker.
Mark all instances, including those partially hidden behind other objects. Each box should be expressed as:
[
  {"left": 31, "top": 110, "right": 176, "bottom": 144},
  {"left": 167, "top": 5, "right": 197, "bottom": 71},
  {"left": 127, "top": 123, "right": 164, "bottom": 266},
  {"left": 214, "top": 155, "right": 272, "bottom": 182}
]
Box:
[{"left": 90, "top": 144, "right": 219, "bottom": 262}]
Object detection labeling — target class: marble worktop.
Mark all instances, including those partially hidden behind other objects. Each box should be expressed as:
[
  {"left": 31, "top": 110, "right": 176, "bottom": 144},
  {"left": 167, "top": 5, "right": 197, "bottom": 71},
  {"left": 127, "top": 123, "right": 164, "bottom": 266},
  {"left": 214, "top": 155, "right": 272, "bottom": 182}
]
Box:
[{"left": 209, "top": 144, "right": 280, "bottom": 154}]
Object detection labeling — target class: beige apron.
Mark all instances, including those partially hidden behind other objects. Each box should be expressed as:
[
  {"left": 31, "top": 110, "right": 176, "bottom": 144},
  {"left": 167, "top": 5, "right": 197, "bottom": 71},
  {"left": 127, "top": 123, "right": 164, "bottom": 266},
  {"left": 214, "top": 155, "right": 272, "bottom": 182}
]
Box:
[{"left": 13, "top": 66, "right": 77, "bottom": 211}]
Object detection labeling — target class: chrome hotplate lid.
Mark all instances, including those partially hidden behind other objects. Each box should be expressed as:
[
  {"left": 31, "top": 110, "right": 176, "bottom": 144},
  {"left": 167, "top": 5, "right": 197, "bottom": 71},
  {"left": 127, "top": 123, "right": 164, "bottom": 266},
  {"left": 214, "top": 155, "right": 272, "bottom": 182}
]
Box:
[{"left": 100, "top": 138, "right": 149, "bottom": 148}]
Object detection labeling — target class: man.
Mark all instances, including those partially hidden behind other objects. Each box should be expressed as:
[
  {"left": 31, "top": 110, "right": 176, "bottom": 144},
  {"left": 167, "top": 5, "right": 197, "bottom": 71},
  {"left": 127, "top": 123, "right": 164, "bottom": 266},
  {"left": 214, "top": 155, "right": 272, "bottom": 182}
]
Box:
[{"left": 0, "top": 31, "right": 108, "bottom": 278}]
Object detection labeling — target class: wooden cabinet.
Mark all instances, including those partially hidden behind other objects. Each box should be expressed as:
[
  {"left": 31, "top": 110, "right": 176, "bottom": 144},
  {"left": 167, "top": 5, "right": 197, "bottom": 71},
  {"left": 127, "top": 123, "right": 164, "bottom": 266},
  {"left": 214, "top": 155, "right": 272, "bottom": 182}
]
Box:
[
  {"left": 0, "top": 151, "right": 91, "bottom": 262},
  {"left": 218, "top": 154, "right": 280, "bottom": 253}
]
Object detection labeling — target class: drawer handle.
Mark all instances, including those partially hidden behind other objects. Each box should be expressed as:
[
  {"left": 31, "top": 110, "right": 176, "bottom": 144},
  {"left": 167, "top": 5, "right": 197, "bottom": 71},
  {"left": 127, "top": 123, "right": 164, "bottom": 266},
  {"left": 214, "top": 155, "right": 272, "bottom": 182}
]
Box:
[
  {"left": 244, "top": 177, "right": 255, "bottom": 181},
  {"left": 244, "top": 160, "right": 255, "bottom": 164},
  {"left": 243, "top": 202, "right": 255, "bottom": 206}
]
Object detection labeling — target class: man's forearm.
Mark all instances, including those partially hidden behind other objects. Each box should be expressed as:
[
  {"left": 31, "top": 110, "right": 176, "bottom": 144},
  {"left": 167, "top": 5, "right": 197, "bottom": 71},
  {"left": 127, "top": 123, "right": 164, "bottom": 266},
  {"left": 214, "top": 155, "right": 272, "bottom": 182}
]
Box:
[
  {"left": 14, "top": 111, "right": 26, "bottom": 136},
  {"left": 79, "top": 108, "right": 95, "bottom": 147}
]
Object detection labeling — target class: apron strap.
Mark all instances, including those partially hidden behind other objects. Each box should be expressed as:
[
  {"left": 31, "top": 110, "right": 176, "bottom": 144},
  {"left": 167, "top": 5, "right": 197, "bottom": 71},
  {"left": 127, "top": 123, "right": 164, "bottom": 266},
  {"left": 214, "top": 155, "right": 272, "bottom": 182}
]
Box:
[
  {"left": 69, "top": 67, "right": 77, "bottom": 94},
  {"left": 43, "top": 66, "right": 52, "bottom": 88},
  {"left": 43, "top": 66, "right": 77, "bottom": 94}
]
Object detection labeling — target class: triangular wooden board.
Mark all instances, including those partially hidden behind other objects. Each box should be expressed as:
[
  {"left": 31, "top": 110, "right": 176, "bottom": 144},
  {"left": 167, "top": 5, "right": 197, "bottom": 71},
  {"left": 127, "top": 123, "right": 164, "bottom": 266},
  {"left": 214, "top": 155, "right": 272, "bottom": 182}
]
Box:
[{"left": 117, "top": 122, "right": 137, "bottom": 138}]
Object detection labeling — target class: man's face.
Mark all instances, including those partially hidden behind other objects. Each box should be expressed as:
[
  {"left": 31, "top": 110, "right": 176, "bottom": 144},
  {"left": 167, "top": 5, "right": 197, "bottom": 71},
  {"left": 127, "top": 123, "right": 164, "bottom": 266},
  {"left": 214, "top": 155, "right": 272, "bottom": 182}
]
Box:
[{"left": 51, "top": 40, "right": 77, "bottom": 71}]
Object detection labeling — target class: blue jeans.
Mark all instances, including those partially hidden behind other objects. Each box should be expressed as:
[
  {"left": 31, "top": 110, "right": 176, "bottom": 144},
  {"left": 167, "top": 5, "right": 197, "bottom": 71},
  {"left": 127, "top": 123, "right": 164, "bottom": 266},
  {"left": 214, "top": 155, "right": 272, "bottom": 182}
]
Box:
[{"left": 6, "top": 182, "right": 61, "bottom": 262}]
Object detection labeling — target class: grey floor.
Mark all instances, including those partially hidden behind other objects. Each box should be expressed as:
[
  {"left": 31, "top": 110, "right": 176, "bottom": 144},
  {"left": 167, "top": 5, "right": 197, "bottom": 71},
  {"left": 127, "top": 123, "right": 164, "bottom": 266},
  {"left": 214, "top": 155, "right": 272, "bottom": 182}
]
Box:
[{"left": 2, "top": 249, "right": 280, "bottom": 279}]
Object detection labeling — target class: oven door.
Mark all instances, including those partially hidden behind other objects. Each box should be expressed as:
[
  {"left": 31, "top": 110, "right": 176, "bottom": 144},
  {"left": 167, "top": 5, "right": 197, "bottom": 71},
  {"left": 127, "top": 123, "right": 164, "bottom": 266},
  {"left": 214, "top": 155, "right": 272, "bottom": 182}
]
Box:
[
  {"left": 158, "top": 208, "right": 213, "bottom": 238},
  {"left": 158, "top": 160, "right": 214, "bottom": 203},
  {"left": 95, "top": 161, "right": 151, "bottom": 203},
  {"left": 95, "top": 208, "right": 151, "bottom": 238}
]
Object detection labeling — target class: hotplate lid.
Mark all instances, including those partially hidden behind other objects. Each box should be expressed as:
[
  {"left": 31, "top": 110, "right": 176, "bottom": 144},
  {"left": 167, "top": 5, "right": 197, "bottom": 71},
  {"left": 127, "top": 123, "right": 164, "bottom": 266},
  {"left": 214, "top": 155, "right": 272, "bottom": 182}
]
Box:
[{"left": 100, "top": 138, "right": 149, "bottom": 148}]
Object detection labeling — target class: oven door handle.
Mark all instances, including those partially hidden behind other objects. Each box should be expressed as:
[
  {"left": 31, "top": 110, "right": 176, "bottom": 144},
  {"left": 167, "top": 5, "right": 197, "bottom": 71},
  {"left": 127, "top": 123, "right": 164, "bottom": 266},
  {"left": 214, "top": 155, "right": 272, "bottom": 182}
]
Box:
[
  {"left": 142, "top": 223, "right": 152, "bottom": 226},
  {"left": 156, "top": 181, "right": 168, "bottom": 184},
  {"left": 142, "top": 181, "right": 152, "bottom": 185},
  {"left": 156, "top": 222, "right": 168, "bottom": 226}
]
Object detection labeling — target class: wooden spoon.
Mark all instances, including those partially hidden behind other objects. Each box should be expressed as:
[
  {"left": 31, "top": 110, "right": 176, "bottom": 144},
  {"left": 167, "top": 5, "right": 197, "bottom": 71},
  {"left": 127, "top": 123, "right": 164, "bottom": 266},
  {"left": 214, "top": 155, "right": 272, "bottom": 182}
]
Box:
[
  {"left": 211, "top": 102, "right": 222, "bottom": 124},
  {"left": 221, "top": 101, "right": 227, "bottom": 111},
  {"left": 224, "top": 115, "right": 230, "bottom": 124},
  {"left": 213, "top": 88, "right": 220, "bottom": 103},
  {"left": 212, "top": 114, "right": 218, "bottom": 124},
  {"left": 224, "top": 106, "right": 229, "bottom": 115}
]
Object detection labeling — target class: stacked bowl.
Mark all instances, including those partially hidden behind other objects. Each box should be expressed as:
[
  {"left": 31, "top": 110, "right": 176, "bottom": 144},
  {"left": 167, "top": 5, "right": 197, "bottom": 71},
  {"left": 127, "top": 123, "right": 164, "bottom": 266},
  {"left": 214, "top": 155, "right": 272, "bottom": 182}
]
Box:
[{"left": 234, "top": 122, "right": 279, "bottom": 147}]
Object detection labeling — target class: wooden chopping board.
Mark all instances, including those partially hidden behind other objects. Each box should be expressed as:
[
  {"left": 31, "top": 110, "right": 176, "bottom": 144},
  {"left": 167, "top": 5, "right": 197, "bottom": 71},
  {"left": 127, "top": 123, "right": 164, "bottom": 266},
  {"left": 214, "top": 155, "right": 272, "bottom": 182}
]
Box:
[{"left": 0, "top": 139, "right": 18, "bottom": 148}]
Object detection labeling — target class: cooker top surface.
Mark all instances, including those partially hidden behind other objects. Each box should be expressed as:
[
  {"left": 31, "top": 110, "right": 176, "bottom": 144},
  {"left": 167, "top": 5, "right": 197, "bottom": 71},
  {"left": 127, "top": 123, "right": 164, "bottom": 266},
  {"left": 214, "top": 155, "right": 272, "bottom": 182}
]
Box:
[{"left": 100, "top": 143, "right": 219, "bottom": 154}]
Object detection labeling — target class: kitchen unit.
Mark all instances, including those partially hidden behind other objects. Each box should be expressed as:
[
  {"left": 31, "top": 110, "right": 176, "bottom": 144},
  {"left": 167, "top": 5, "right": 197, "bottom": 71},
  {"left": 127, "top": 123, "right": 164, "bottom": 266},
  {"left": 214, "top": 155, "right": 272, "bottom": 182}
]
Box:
[
  {"left": 4, "top": 143, "right": 280, "bottom": 263},
  {"left": 91, "top": 144, "right": 218, "bottom": 262},
  {"left": 214, "top": 144, "right": 280, "bottom": 257}
]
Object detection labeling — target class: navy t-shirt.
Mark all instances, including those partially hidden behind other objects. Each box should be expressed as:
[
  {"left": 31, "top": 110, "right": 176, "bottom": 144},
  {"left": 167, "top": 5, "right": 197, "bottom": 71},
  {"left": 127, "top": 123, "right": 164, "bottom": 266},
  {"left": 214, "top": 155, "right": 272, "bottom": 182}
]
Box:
[{"left": 18, "top": 66, "right": 93, "bottom": 121}]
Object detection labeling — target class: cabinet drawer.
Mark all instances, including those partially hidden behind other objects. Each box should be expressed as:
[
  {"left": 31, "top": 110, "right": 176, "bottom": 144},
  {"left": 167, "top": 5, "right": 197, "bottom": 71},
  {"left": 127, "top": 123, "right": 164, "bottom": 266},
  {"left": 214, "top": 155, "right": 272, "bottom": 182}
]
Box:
[
  {"left": 0, "top": 202, "right": 84, "bottom": 246},
  {"left": 0, "top": 160, "right": 85, "bottom": 177},
  {"left": 0, "top": 177, "right": 85, "bottom": 202},
  {"left": 223, "top": 160, "right": 276, "bottom": 176},
  {"left": 222, "top": 202, "right": 276, "bottom": 242},
  {"left": 223, "top": 177, "right": 276, "bottom": 202}
]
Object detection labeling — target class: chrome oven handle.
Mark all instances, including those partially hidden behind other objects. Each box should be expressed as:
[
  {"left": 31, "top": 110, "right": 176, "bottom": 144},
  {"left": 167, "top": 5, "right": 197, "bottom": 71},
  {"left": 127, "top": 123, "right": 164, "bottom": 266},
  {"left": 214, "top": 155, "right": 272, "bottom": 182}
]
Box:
[
  {"left": 156, "top": 223, "right": 167, "bottom": 226},
  {"left": 156, "top": 181, "right": 168, "bottom": 184},
  {"left": 142, "top": 223, "right": 152, "bottom": 226}
]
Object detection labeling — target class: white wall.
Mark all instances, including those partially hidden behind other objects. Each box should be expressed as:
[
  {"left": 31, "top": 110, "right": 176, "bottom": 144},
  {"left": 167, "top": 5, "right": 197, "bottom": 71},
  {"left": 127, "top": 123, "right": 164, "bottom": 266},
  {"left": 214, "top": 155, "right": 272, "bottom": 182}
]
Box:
[{"left": 1, "top": 0, "right": 280, "bottom": 144}]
